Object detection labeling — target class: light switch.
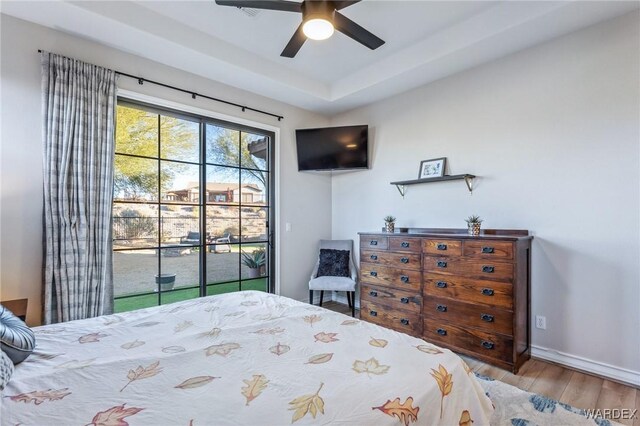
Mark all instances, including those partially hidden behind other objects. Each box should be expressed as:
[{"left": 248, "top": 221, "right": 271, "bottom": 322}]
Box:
[{"left": 286, "top": 223, "right": 291, "bottom": 232}]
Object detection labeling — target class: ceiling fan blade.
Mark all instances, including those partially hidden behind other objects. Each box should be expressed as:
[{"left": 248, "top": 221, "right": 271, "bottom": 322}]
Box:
[
  {"left": 333, "top": 10, "right": 385, "bottom": 50},
  {"left": 215, "top": 0, "right": 301, "bottom": 13},
  {"left": 333, "top": 1, "right": 361, "bottom": 10},
  {"left": 281, "top": 23, "right": 307, "bottom": 58}
]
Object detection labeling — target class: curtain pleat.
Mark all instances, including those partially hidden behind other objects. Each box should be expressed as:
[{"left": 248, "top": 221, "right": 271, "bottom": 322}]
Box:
[{"left": 41, "top": 52, "right": 117, "bottom": 324}]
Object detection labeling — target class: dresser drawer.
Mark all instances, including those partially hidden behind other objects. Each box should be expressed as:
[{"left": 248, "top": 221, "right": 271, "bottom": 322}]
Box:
[
  {"left": 361, "top": 250, "right": 421, "bottom": 270},
  {"left": 360, "top": 264, "right": 422, "bottom": 291},
  {"left": 361, "top": 302, "right": 422, "bottom": 336},
  {"left": 423, "top": 239, "right": 463, "bottom": 256},
  {"left": 424, "top": 322, "right": 513, "bottom": 363},
  {"left": 423, "top": 296, "right": 513, "bottom": 336},
  {"left": 424, "top": 277, "right": 513, "bottom": 310},
  {"left": 463, "top": 241, "right": 514, "bottom": 260},
  {"left": 360, "top": 235, "right": 389, "bottom": 250},
  {"left": 424, "top": 256, "right": 514, "bottom": 282},
  {"left": 361, "top": 284, "right": 422, "bottom": 314},
  {"left": 389, "top": 237, "right": 422, "bottom": 253}
]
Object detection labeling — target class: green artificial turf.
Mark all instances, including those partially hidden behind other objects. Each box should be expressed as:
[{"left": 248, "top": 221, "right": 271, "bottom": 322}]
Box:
[{"left": 113, "top": 278, "right": 268, "bottom": 313}]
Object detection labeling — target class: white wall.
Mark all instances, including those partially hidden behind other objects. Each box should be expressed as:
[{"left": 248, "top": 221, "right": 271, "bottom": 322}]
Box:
[
  {"left": 331, "top": 13, "right": 640, "bottom": 376},
  {"left": 0, "top": 14, "right": 331, "bottom": 325}
]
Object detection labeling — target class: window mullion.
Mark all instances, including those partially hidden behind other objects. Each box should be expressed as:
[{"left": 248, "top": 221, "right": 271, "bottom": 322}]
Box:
[
  {"left": 200, "top": 120, "right": 207, "bottom": 298},
  {"left": 157, "top": 113, "right": 162, "bottom": 307}
]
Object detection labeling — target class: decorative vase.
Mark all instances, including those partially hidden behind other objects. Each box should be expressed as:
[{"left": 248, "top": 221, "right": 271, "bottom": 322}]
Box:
[
  {"left": 385, "top": 222, "right": 395, "bottom": 233},
  {"left": 468, "top": 223, "right": 481, "bottom": 236}
]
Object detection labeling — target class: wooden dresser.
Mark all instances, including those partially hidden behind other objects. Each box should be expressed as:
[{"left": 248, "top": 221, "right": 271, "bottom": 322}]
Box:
[{"left": 359, "top": 228, "right": 532, "bottom": 373}]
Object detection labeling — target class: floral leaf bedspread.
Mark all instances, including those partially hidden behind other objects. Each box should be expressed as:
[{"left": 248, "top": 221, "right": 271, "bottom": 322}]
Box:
[{"left": 2, "top": 291, "right": 493, "bottom": 425}]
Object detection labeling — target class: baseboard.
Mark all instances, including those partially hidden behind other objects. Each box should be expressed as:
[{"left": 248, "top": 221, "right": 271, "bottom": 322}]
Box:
[
  {"left": 531, "top": 345, "right": 640, "bottom": 388},
  {"left": 334, "top": 292, "right": 359, "bottom": 309},
  {"left": 305, "top": 292, "right": 339, "bottom": 306}
]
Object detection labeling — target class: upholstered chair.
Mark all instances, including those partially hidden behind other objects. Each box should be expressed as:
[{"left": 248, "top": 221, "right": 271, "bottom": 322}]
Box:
[{"left": 308, "top": 239, "right": 358, "bottom": 317}]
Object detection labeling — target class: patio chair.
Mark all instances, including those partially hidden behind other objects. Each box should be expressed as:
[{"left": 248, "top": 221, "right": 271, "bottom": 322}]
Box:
[
  {"left": 180, "top": 231, "right": 200, "bottom": 245},
  {"left": 209, "top": 233, "right": 232, "bottom": 253}
]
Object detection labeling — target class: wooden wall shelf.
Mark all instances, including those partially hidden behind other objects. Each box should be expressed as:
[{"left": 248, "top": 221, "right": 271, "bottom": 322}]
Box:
[{"left": 390, "top": 174, "right": 476, "bottom": 196}]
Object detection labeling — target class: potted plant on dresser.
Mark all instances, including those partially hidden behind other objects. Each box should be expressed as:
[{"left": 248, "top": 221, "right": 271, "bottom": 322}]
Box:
[
  {"left": 465, "top": 215, "right": 483, "bottom": 236},
  {"left": 242, "top": 248, "right": 266, "bottom": 278},
  {"left": 383, "top": 215, "right": 396, "bottom": 233}
]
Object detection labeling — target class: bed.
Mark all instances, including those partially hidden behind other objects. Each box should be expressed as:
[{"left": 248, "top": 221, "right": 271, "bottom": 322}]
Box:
[{"left": 1, "top": 291, "right": 493, "bottom": 425}]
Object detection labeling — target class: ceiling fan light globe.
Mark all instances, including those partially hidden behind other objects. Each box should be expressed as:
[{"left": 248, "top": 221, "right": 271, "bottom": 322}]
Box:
[{"left": 302, "top": 18, "right": 334, "bottom": 40}]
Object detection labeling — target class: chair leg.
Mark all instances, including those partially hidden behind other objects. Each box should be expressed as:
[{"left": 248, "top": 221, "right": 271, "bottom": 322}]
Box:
[
  {"left": 319, "top": 291, "right": 324, "bottom": 307},
  {"left": 309, "top": 290, "right": 313, "bottom": 306},
  {"left": 351, "top": 291, "right": 355, "bottom": 317},
  {"left": 347, "top": 291, "right": 352, "bottom": 308}
]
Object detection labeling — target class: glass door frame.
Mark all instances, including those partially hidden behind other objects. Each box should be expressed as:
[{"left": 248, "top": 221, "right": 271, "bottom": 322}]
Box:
[
  {"left": 200, "top": 115, "right": 276, "bottom": 296},
  {"left": 114, "top": 97, "right": 276, "bottom": 307}
]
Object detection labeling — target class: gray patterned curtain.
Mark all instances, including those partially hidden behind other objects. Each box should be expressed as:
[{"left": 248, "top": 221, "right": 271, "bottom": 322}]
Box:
[{"left": 41, "top": 52, "right": 117, "bottom": 324}]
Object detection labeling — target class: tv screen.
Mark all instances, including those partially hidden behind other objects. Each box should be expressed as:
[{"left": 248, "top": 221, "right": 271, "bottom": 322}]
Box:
[{"left": 296, "top": 125, "right": 368, "bottom": 171}]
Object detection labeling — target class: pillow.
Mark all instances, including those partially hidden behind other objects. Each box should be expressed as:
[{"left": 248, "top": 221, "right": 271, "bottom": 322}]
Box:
[
  {"left": 316, "top": 249, "right": 350, "bottom": 278},
  {"left": 0, "top": 349, "right": 14, "bottom": 391},
  {"left": 0, "top": 305, "right": 35, "bottom": 365}
]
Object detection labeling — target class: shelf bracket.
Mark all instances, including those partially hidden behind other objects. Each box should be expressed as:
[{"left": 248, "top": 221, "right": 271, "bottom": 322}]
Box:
[
  {"left": 395, "top": 184, "right": 406, "bottom": 198},
  {"left": 464, "top": 175, "right": 474, "bottom": 193}
]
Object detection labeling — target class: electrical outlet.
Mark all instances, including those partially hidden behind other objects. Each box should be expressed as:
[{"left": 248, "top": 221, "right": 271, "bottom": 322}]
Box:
[
  {"left": 535, "top": 315, "right": 546, "bottom": 330},
  {"left": 285, "top": 223, "right": 291, "bottom": 232}
]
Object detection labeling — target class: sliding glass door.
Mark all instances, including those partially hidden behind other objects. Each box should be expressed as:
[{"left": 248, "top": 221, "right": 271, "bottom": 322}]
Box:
[{"left": 113, "top": 101, "right": 274, "bottom": 312}]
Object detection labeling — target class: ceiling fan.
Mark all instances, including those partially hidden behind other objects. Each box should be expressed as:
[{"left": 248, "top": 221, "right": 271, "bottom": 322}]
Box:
[{"left": 214, "top": 0, "right": 385, "bottom": 58}]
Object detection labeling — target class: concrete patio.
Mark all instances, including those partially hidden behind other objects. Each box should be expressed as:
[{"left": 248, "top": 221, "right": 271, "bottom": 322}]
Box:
[{"left": 113, "top": 248, "right": 266, "bottom": 296}]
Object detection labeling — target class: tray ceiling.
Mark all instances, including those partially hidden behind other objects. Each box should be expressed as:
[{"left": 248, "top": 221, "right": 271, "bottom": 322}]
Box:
[{"left": 2, "top": 1, "right": 638, "bottom": 115}]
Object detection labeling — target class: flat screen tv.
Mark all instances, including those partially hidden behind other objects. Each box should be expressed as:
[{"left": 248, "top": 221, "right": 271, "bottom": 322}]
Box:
[{"left": 296, "top": 125, "right": 368, "bottom": 171}]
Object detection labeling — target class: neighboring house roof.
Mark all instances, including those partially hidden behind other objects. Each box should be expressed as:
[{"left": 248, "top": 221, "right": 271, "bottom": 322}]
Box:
[{"left": 170, "top": 182, "right": 263, "bottom": 193}]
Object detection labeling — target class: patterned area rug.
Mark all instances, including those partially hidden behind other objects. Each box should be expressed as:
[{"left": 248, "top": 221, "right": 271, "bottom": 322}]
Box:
[{"left": 476, "top": 374, "right": 619, "bottom": 426}]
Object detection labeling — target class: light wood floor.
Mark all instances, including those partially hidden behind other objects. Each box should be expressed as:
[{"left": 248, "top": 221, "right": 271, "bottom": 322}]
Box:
[{"left": 322, "top": 301, "right": 639, "bottom": 426}]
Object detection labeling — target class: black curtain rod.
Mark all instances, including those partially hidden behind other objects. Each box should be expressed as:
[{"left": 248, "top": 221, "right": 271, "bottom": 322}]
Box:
[{"left": 38, "top": 50, "right": 284, "bottom": 121}]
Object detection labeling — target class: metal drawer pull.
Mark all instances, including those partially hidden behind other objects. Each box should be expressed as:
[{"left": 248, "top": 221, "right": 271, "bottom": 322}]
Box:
[
  {"left": 400, "top": 297, "right": 409, "bottom": 304},
  {"left": 481, "top": 313, "right": 494, "bottom": 322},
  {"left": 482, "top": 265, "right": 495, "bottom": 273},
  {"left": 482, "top": 246, "right": 495, "bottom": 254},
  {"left": 437, "top": 328, "right": 447, "bottom": 336},
  {"left": 400, "top": 275, "right": 409, "bottom": 283},
  {"left": 369, "top": 291, "right": 378, "bottom": 297},
  {"left": 370, "top": 310, "right": 378, "bottom": 317},
  {"left": 437, "top": 243, "right": 447, "bottom": 250},
  {"left": 370, "top": 240, "right": 378, "bottom": 245},
  {"left": 481, "top": 341, "right": 495, "bottom": 350},
  {"left": 400, "top": 257, "right": 409, "bottom": 264},
  {"left": 401, "top": 242, "right": 409, "bottom": 248},
  {"left": 370, "top": 271, "right": 378, "bottom": 277},
  {"left": 400, "top": 318, "right": 409, "bottom": 325},
  {"left": 436, "top": 304, "right": 447, "bottom": 312},
  {"left": 370, "top": 254, "right": 378, "bottom": 260},
  {"left": 481, "top": 288, "right": 494, "bottom": 296},
  {"left": 437, "top": 261, "right": 447, "bottom": 268},
  {"left": 436, "top": 281, "right": 447, "bottom": 288}
]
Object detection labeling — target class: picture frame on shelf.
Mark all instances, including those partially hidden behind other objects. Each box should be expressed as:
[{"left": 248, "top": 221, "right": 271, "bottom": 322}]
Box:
[{"left": 418, "top": 157, "right": 446, "bottom": 179}]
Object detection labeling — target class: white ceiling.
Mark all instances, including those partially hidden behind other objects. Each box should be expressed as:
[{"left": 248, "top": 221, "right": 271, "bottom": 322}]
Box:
[{"left": 2, "top": 1, "right": 638, "bottom": 115}]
